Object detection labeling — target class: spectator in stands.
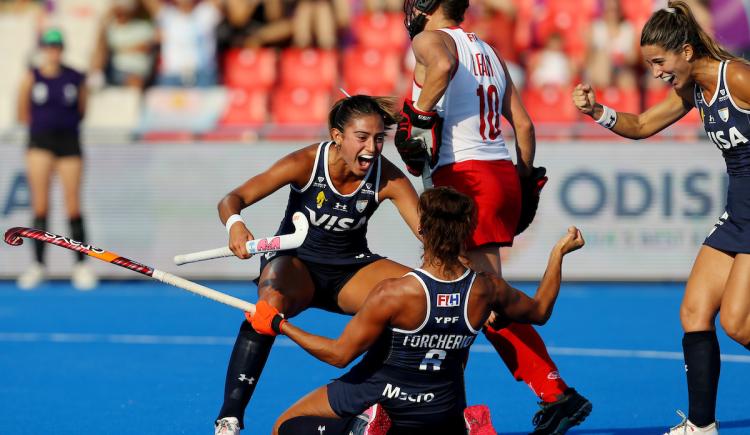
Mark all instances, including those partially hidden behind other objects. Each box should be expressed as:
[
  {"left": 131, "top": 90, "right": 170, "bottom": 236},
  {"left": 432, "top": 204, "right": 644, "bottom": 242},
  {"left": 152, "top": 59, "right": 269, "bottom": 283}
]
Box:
[
  {"left": 216, "top": 0, "right": 293, "bottom": 52},
  {"left": 584, "top": 0, "right": 637, "bottom": 90},
  {"left": 90, "top": 0, "right": 156, "bottom": 89},
  {"left": 364, "top": 0, "right": 402, "bottom": 12},
  {"left": 292, "top": 0, "right": 350, "bottom": 50},
  {"left": 142, "top": 0, "right": 222, "bottom": 87},
  {"left": 528, "top": 32, "right": 575, "bottom": 88},
  {"left": 16, "top": 28, "right": 98, "bottom": 291}
]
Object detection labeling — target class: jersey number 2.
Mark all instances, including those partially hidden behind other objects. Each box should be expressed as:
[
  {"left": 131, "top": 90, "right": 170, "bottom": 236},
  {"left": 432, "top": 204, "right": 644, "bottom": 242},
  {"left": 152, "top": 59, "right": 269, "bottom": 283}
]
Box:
[
  {"left": 476, "top": 85, "right": 501, "bottom": 140},
  {"left": 419, "top": 349, "right": 447, "bottom": 371}
]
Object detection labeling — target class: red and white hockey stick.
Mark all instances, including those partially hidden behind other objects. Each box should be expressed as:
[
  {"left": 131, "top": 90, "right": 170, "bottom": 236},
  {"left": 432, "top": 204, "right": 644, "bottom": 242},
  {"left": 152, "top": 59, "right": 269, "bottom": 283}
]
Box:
[
  {"left": 173, "top": 211, "right": 309, "bottom": 266},
  {"left": 4, "top": 227, "right": 256, "bottom": 314}
]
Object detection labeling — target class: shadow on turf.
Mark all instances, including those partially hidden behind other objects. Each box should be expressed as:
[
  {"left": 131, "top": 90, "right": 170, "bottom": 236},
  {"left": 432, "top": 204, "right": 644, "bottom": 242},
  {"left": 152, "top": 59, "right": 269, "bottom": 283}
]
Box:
[{"left": 503, "top": 418, "right": 750, "bottom": 434}]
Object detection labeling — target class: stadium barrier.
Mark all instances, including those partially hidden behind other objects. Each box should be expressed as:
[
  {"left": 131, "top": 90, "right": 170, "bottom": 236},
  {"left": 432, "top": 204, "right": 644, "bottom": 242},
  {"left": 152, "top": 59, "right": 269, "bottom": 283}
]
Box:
[{"left": 0, "top": 140, "right": 723, "bottom": 280}]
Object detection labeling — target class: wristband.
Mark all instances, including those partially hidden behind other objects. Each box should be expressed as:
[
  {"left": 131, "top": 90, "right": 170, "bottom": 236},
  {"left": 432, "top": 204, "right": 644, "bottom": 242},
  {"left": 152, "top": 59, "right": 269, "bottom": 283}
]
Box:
[
  {"left": 225, "top": 214, "right": 244, "bottom": 233},
  {"left": 595, "top": 104, "right": 618, "bottom": 129},
  {"left": 271, "top": 314, "right": 287, "bottom": 335}
]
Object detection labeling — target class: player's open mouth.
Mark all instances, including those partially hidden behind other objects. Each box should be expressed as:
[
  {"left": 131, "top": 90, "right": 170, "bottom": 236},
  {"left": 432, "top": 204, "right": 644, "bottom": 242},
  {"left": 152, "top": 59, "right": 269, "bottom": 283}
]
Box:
[
  {"left": 357, "top": 154, "right": 373, "bottom": 169},
  {"left": 662, "top": 73, "right": 676, "bottom": 85}
]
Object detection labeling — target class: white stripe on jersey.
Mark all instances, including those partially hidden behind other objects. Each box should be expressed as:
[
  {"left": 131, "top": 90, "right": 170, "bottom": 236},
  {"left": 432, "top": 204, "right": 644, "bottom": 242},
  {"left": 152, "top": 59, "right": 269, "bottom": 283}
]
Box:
[{"left": 412, "top": 27, "right": 510, "bottom": 171}]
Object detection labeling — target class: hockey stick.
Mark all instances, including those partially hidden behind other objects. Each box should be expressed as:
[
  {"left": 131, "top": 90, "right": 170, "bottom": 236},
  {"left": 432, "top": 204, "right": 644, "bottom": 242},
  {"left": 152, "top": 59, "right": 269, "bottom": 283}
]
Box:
[
  {"left": 4, "top": 227, "right": 256, "bottom": 314},
  {"left": 173, "top": 211, "right": 309, "bottom": 266}
]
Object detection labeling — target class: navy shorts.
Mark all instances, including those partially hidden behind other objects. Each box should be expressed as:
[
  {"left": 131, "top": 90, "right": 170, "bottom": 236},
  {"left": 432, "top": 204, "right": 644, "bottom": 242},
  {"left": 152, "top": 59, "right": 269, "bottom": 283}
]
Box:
[
  {"left": 704, "top": 176, "right": 750, "bottom": 254},
  {"left": 29, "top": 131, "right": 82, "bottom": 158},
  {"left": 327, "top": 363, "right": 467, "bottom": 433},
  {"left": 259, "top": 251, "right": 383, "bottom": 314}
]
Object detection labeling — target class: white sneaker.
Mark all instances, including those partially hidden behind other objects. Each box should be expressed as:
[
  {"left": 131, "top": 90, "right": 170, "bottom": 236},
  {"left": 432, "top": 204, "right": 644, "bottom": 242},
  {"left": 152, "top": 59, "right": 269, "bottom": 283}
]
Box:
[
  {"left": 17, "top": 263, "right": 45, "bottom": 290},
  {"left": 71, "top": 262, "right": 98, "bottom": 291},
  {"left": 664, "top": 410, "right": 719, "bottom": 434},
  {"left": 215, "top": 417, "right": 240, "bottom": 435}
]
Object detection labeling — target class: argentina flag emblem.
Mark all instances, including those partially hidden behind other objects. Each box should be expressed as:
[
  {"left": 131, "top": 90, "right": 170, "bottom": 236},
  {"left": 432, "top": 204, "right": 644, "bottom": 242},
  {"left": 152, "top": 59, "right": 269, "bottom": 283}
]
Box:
[{"left": 719, "top": 107, "right": 729, "bottom": 122}]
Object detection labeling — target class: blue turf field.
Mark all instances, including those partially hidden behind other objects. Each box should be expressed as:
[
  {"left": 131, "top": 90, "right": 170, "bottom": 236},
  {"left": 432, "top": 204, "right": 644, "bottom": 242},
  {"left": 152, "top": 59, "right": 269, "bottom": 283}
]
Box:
[{"left": 1, "top": 280, "right": 748, "bottom": 434}]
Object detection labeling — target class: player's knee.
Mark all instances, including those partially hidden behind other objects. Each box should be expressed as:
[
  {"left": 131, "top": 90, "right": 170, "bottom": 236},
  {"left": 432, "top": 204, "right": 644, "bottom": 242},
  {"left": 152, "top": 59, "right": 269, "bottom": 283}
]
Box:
[
  {"left": 679, "top": 302, "right": 713, "bottom": 331},
  {"left": 720, "top": 313, "right": 750, "bottom": 344}
]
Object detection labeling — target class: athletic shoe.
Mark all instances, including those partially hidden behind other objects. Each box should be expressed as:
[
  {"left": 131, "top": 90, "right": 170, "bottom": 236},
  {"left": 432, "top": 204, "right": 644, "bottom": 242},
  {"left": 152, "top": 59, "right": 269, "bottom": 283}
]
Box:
[
  {"left": 530, "top": 388, "right": 592, "bottom": 435},
  {"left": 664, "top": 410, "right": 719, "bottom": 435},
  {"left": 215, "top": 417, "right": 240, "bottom": 435},
  {"left": 17, "top": 263, "right": 45, "bottom": 290},
  {"left": 71, "top": 262, "right": 98, "bottom": 291},
  {"left": 464, "top": 404, "right": 497, "bottom": 435},
  {"left": 349, "top": 404, "right": 391, "bottom": 435}
]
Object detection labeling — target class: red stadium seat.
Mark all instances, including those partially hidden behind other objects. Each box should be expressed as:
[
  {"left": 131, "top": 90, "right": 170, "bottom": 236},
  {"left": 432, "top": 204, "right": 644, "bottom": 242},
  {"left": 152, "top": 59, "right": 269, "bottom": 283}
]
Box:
[
  {"left": 223, "top": 48, "right": 277, "bottom": 91},
  {"left": 271, "top": 86, "right": 332, "bottom": 125},
  {"left": 534, "top": 0, "right": 596, "bottom": 64},
  {"left": 596, "top": 87, "right": 640, "bottom": 114},
  {"left": 343, "top": 47, "right": 401, "bottom": 96},
  {"left": 279, "top": 48, "right": 338, "bottom": 89},
  {"left": 219, "top": 88, "right": 269, "bottom": 126},
  {"left": 522, "top": 85, "right": 580, "bottom": 123},
  {"left": 620, "top": 0, "right": 653, "bottom": 29},
  {"left": 352, "top": 12, "right": 408, "bottom": 51}
]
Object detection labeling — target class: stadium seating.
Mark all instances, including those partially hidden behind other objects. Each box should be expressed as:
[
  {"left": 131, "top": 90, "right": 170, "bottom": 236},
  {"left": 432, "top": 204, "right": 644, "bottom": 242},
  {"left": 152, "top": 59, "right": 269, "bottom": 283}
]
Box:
[
  {"left": 351, "top": 12, "right": 408, "bottom": 51},
  {"left": 342, "top": 46, "right": 401, "bottom": 96},
  {"left": 279, "top": 48, "right": 338, "bottom": 89},
  {"left": 223, "top": 48, "right": 277, "bottom": 91},
  {"left": 219, "top": 88, "right": 269, "bottom": 126},
  {"left": 271, "top": 86, "right": 331, "bottom": 125}
]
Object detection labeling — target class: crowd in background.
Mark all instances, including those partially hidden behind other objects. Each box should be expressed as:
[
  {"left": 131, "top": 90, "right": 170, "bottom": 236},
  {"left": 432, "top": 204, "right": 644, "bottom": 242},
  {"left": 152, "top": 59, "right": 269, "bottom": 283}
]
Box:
[{"left": 1, "top": 0, "right": 749, "bottom": 129}]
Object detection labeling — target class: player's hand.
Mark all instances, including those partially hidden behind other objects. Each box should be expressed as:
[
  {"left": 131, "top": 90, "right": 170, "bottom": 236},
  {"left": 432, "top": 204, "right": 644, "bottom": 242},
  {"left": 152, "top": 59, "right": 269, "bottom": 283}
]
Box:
[
  {"left": 394, "top": 100, "right": 443, "bottom": 176},
  {"left": 245, "top": 300, "right": 286, "bottom": 336},
  {"left": 572, "top": 84, "right": 597, "bottom": 116},
  {"left": 555, "top": 226, "right": 585, "bottom": 255},
  {"left": 228, "top": 223, "right": 254, "bottom": 259}
]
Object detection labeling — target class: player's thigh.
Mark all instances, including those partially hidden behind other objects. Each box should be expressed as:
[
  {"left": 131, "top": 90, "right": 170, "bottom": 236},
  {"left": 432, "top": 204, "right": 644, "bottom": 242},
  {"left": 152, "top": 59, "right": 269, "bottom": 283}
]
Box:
[
  {"left": 55, "top": 156, "right": 83, "bottom": 216},
  {"left": 465, "top": 244, "right": 503, "bottom": 276},
  {"left": 337, "top": 259, "right": 411, "bottom": 314},
  {"left": 25, "top": 148, "right": 55, "bottom": 214},
  {"left": 719, "top": 253, "right": 750, "bottom": 343},
  {"left": 258, "top": 256, "right": 316, "bottom": 318},
  {"left": 273, "top": 385, "right": 338, "bottom": 435},
  {"left": 681, "top": 245, "right": 733, "bottom": 332}
]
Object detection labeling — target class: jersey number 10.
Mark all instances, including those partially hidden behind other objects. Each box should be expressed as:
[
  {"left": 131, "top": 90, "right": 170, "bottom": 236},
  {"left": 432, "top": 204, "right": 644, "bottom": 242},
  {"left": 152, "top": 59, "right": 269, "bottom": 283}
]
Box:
[{"left": 476, "top": 85, "right": 501, "bottom": 140}]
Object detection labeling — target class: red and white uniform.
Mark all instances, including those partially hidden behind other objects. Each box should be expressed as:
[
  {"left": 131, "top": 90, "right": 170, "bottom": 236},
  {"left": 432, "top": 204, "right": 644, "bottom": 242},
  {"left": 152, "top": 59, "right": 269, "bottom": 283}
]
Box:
[
  {"left": 413, "top": 27, "right": 520, "bottom": 248},
  {"left": 412, "top": 27, "right": 511, "bottom": 170}
]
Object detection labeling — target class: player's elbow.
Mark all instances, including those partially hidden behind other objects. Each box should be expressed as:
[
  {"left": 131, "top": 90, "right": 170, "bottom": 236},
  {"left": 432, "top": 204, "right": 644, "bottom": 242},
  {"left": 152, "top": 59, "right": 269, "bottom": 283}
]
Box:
[
  {"left": 330, "top": 354, "right": 353, "bottom": 368},
  {"left": 431, "top": 58, "right": 455, "bottom": 78},
  {"left": 514, "top": 118, "right": 535, "bottom": 140},
  {"left": 529, "top": 303, "right": 552, "bottom": 325}
]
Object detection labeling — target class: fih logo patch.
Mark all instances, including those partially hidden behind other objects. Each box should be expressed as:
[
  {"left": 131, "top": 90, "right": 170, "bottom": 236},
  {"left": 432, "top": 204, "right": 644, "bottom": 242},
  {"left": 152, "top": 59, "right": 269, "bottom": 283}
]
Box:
[{"left": 437, "top": 293, "right": 460, "bottom": 307}]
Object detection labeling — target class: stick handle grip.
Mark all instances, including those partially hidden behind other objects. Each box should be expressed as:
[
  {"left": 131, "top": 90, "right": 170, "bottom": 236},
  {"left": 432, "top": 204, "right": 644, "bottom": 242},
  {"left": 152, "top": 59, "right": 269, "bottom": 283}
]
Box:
[
  {"left": 174, "top": 246, "right": 233, "bottom": 266},
  {"left": 153, "top": 269, "right": 256, "bottom": 314}
]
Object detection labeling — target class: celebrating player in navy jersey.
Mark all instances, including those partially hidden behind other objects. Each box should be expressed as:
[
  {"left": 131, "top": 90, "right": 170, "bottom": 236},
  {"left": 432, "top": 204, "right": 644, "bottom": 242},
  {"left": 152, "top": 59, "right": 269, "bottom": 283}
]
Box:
[
  {"left": 573, "top": 2, "right": 750, "bottom": 434},
  {"left": 246, "top": 187, "right": 584, "bottom": 435},
  {"left": 213, "top": 95, "right": 422, "bottom": 435},
  {"left": 395, "top": 1, "right": 591, "bottom": 433}
]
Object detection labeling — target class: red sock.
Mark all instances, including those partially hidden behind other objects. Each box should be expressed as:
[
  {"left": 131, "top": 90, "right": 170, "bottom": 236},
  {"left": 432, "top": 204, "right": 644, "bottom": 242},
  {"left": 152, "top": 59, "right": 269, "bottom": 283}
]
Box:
[{"left": 484, "top": 322, "right": 568, "bottom": 402}]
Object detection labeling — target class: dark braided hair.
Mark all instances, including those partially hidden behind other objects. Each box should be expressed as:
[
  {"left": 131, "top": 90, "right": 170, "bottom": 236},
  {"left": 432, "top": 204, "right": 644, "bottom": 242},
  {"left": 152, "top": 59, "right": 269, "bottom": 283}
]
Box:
[{"left": 418, "top": 187, "right": 477, "bottom": 268}]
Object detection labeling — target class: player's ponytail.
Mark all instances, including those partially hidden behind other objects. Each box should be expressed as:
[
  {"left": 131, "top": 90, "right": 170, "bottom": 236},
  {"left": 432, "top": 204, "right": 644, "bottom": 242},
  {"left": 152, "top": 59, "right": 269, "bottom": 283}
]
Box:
[
  {"left": 418, "top": 187, "right": 476, "bottom": 269},
  {"left": 641, "top": 1, "right": 746, "bottom": 64},
  {"left": 328, "top": 95, "right": 400, "bottom": 136}
]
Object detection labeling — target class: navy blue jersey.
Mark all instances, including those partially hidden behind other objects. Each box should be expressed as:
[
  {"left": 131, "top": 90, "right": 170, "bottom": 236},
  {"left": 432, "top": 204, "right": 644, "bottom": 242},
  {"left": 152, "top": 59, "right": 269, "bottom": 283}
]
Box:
[
  {"left": 275, "top": 141, "right": 382, "bottom": 265},
  {"left": 382, "top": 268, "right": 479, "bottom": 376},
  {"left": 30, "top": 66, "right": 84, "bottom": 134},
  {"left": 694, "top": 60, "right": 750, "bottom": 176}
]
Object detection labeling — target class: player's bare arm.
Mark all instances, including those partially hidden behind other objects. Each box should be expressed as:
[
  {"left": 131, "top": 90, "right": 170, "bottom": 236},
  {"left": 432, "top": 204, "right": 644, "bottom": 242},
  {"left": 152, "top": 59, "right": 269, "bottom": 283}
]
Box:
[
  {"left": 573, "top": 83, "right": 693, "bottom": 140},
  {"left": 497, "top": 54, "right": 535, "bottom": 176},
  {"left": 378, "top": 158, "right": 421, "bottom": 239},
  {"left": 16, "top": 71, "right": 33, "bottom": 125},
  {"left": 412, "top": 30, "right": 457, "bottom": 110},
  {"left": 218, "top": 144, "right": 317, "bottom": 257},
  {"left": 488, "top": 226, "right": 584, "bottom": 324},
  {"left": 726, "top": 61, "right": 750, "bottom": 109},
  {"left": 280, "top": 279, "right": 407, "bottom": 367}
]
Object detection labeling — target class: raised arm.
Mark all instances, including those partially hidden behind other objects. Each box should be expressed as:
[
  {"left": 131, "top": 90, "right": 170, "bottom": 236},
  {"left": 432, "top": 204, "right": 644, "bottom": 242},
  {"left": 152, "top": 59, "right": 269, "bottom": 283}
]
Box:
[
  {"left": 16, "top": 71, "right": 33, "bottom": 125},
  {"left": 218, "top": 145, "right": 315, "bottom": 258},
  {"left": 488, "top": 226, "right": 584, "bottom": 324},
  {"left": 412, "top": 30, "right": 457, "bottom": 110},
  {"left": 378, "top": 158, "right": 421, "bottom": 240},
  {"left": 573, "top": 83, "right": 693, "bottom": 140},
  {"left": 280, "top": 280, "right": 403, "bottom": 368}
]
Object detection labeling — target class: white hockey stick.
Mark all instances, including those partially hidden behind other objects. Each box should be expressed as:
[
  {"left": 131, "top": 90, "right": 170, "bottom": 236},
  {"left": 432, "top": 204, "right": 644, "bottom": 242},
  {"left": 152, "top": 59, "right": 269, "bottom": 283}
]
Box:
[{"left": 173, "top": 211, "right": 309, "bottom": 266}]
